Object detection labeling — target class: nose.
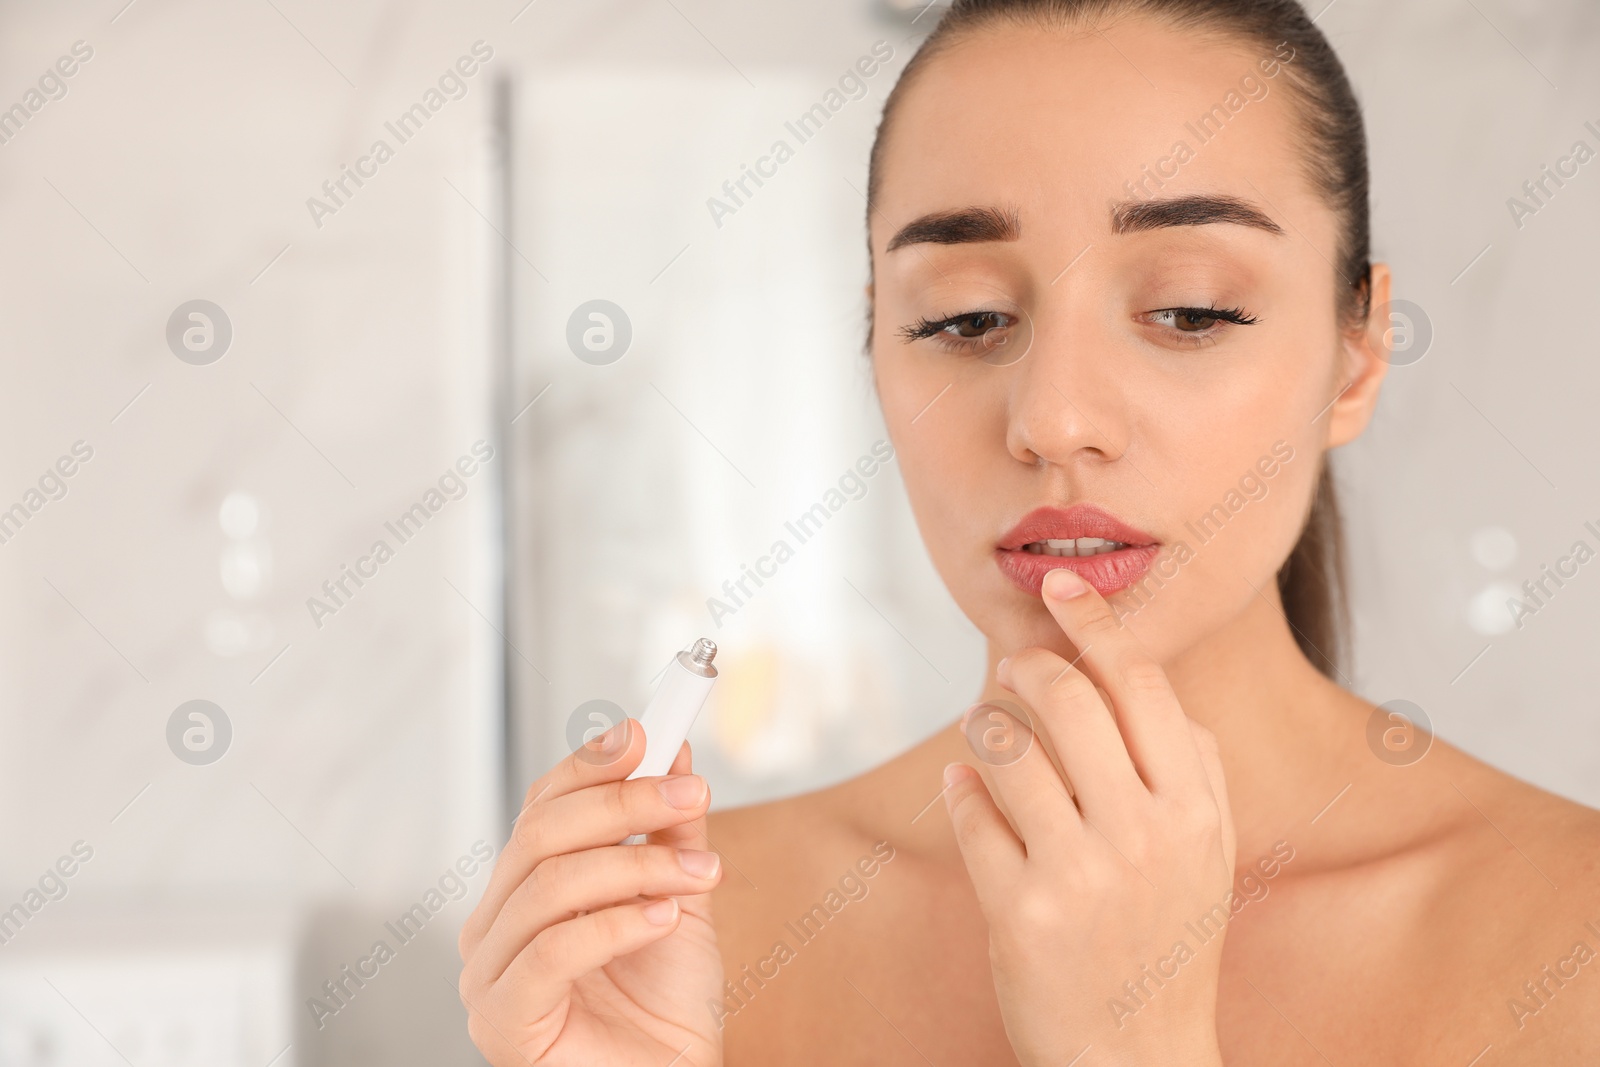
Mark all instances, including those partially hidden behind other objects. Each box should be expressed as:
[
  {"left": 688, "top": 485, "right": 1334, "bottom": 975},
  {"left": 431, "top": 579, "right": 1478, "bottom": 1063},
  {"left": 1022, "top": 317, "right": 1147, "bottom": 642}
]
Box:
[{"left": 1003, "top": 313, "right": 1130, "bottom": 469}]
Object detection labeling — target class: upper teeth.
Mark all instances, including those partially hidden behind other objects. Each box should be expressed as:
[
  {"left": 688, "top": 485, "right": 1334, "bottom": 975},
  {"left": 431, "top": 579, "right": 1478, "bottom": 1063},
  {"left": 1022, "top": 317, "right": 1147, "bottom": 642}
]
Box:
[{"left": 1023, "top": 537, "right": 1127, "bottom": 557}]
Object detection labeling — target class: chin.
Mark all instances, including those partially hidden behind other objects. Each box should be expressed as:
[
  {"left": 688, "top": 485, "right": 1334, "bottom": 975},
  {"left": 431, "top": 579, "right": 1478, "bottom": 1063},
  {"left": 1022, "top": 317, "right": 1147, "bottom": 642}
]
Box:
[
  {"left": 969, "top": 565, "right": 1187, "bottom": 660},
  {"left": 962, "top": 574, "right": 1077, "bottom": 655}
]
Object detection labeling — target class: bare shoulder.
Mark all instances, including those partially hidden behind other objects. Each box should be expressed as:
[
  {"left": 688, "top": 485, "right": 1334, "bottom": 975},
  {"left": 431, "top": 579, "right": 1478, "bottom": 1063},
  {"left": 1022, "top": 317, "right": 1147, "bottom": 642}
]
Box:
[
  {"left": 705, "top": 783, "right": 854, "bottom": 884},
  {"left": 705, "top": 778, "right": 895, "bottom": 926},
  {"left": 1433, "top": 738, "right": 1600, "bottom": 895},
  {"left": 703, "top": 778, "right": 913, "bottom": 1058},
  {"left": 1417, "top": 741, "right": 1600, "bottom": 1062}
]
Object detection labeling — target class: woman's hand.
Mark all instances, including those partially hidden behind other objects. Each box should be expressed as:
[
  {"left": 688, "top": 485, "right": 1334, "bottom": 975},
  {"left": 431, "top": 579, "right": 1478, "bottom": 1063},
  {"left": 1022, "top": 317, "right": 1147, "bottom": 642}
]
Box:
[
  {"left": 457, "top": 721, "right": 726, "bottom": 1067},
  {"left": 944, "top": 567, "right": 1237, "bottom": 1067}
]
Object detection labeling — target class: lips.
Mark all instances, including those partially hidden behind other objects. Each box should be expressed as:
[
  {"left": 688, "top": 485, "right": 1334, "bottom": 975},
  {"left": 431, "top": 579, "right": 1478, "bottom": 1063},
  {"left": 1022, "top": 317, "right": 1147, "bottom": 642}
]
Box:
[{"left": 994, "top": 504, "right": 1160, "bottom": 597}]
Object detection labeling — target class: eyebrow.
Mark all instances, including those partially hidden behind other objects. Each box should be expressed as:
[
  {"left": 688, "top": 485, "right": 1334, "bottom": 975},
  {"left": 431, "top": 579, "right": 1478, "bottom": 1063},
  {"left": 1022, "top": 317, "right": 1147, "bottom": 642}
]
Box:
[
  {"left": 1111, "top": 195, "right": 1285, "bottom": 237},
  {"left": 884, "top": 194, "right": 1284, "bottom": 252},
  {"left": 885, "top": 205, "right": 1021, "bottom": 253}
]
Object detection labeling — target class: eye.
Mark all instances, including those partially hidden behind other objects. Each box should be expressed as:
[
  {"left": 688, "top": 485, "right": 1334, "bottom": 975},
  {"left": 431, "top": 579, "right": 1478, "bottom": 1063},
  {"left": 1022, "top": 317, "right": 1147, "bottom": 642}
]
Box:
[
  {"left": 898, "top": 310, "right": 1016, "bottom": 355},
  {"left": 1142, "top": 305, "right": 1259, "bottom": 346}
]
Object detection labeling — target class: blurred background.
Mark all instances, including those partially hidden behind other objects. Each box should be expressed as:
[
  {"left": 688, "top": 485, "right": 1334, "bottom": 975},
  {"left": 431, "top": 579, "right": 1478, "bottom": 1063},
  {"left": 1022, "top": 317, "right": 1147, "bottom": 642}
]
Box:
[{"left": 0, "top": 0, "right": 1596, "bottom": 1062}]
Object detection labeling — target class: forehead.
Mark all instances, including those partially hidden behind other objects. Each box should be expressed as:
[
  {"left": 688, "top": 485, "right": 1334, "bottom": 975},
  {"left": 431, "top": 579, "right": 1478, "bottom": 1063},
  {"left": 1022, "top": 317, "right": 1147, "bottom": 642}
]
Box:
[{"left": 874, "top": 16, "right": 1316, "bottom": 243}]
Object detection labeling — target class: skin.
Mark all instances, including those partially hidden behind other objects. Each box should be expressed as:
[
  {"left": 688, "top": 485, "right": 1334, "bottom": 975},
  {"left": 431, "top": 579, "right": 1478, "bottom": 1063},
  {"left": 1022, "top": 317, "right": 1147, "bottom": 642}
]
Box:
[{"left": 459, "top": 14, "right": 1600, "bottom": 1066}]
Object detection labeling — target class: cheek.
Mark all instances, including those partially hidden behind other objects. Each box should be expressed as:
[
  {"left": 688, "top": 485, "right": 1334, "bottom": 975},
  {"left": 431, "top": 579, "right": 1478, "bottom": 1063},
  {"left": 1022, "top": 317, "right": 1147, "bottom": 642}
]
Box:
[
  {"left": 1110, "top": 350, "right": 1333, "bottom": 655},
  {"left": 876, "top": 354, "right": 1007, "bottom": 595},
  {"left": 885, "top": 380, "right": 986, "bottom": 551},
  {"left": 1148, "top": 328, "right": 1335, "bottom": 530},
  {"left": 1118, "top": 438, "right": 1321, "bottom": 659}
]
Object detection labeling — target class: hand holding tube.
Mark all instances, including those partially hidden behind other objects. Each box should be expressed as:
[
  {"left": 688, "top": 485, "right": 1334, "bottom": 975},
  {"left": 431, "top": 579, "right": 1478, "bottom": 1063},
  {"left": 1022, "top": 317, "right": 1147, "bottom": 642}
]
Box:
[{"left": 457, "top": 720, "right": 726, "bottom": 1067}]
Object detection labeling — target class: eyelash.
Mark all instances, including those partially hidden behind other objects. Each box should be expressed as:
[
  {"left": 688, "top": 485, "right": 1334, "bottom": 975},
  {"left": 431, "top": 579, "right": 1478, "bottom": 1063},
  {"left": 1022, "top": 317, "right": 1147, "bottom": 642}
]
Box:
[
  {"left": 897, "top": 304, "right": 1260, "bottom": 354},
  {"left": 1142, "top": 305, "right": 1261, "bottom": 347},
  {"left": 897, "top": 310, "right": 1013, "bottom": 355}
]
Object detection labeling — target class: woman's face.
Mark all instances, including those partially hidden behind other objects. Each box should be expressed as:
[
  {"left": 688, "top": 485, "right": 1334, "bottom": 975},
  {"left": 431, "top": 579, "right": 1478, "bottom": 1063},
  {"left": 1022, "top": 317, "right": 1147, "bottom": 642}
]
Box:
[{"left": 869, "top": 16, "right": 1388, "bottom": 663}]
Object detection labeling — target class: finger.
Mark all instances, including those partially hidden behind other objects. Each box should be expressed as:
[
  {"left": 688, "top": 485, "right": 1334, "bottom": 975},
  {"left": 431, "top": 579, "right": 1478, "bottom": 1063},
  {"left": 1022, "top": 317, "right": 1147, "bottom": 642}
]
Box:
[
  {"left": 647, "top": 741, "right": 712, "bottom": 849},
  {"left": 647, "top": 742, "right": 724, "bottom": 930},
  {"left": 942, "top": 762, "right": 1025, "bottom": 903},
  {"left": 667, "top": 739, "right": 692, "bottom": 775},
  {"left": 467, "top": 717, "right": 646, "bottom": 951},
  {"left": 961, "top": 698, "right": 1083, "bottom": 848},
  {"left": 519, "top": 774, "right": 709, "bottom": 886},
  {"left": 466, "top": 842, "right": 722, "bottom": 986},
  {"left": 528, "top": 716, "right": 646, "bottom": 811},
  {"left": 997, "top": 647, "right": 1146, "bottom": 826},
  {"left": 463, "top": 735, "right": 705, "bottom": 954},
  {"left": 1038, "top": 568, "right": 1210, "bottom": 797},
  {"left": 1188, "top": 720, "right": 1236, "bottom": 871},
  {"left": 487, "top": 897, "right": 684, "bottom": 1019}
]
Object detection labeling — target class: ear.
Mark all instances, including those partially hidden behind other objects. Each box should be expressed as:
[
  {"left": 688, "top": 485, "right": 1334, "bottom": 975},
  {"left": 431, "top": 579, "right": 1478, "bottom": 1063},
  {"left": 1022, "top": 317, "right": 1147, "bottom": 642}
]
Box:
[{"left": 1324, "top": 261, "right": 1392, "bottom": 449}]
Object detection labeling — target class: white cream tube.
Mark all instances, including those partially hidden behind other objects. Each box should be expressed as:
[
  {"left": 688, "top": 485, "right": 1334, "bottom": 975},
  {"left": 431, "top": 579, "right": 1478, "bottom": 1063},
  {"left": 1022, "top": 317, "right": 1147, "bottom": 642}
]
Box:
[{"left": 621, "top": 638, "right": 717, "bottom": 845}]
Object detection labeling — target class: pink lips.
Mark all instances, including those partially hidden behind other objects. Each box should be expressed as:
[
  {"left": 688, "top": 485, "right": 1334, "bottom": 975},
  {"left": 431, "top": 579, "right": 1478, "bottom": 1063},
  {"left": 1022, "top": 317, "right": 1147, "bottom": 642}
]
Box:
[{"left": 994, "top": 504, "right": 1160, "bottom": 598}]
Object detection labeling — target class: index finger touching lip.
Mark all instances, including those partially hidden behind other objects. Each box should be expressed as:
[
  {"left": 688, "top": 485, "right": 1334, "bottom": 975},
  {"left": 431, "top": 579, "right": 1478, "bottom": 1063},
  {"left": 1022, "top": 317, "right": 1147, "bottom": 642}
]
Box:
[
  {"left": 1037, "top": 567, "right": 1208, "bottom": 796},
  {"left": 1038, "top": 566, "right": 1136, "bottom": 661}
]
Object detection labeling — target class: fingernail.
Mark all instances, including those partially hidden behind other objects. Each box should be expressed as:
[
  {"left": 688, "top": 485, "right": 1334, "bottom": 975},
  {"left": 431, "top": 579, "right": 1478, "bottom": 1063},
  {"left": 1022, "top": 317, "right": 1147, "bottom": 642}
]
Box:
[
  {"left": 995, "top": 656, "right": 1011, "bottom": 683},
  {"left": 658, "top": 774, "right": 706, "bottom": 810},
  {"left": 1044, "top": 568, "right": 1088, "bottom": 600},
  {"left": 943, "top": 762, "right": 963, "bottom": 790},
  {"left": 942, "top": 763, "right": 968, "bottom": 811},
  {"left": 677, "top": 848, "right": 720, "bottom": 878},
  {"left": 959, "top": 702, "right": 977, "bottom": 730},
  {"left": 642, "top": 898, "right": 678, "bottom": 925}
]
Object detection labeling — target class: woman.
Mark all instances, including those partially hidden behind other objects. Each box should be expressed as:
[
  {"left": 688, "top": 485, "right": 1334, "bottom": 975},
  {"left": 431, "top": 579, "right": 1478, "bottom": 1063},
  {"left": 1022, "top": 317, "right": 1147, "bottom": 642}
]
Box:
[{"left": 458, "top": 1, "right": 1600, "bottom": 1062}]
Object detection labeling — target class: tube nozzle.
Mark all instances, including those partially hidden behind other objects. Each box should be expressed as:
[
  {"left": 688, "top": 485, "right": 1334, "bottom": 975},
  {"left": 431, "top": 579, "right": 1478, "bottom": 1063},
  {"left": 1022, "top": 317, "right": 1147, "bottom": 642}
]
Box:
[{"left": 676, "top": 638, "right": 718, "bottom": 678}]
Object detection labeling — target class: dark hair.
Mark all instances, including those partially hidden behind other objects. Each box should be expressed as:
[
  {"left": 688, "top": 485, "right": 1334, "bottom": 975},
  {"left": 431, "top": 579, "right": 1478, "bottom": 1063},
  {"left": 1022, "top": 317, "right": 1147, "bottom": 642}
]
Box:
[{"left": 863, "top": 0, "right": 1367, "bottom": 679}]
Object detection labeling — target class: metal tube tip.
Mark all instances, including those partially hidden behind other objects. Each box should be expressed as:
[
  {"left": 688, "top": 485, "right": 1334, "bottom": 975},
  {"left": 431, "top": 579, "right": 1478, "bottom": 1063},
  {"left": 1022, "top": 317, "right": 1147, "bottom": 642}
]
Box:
[{"left": 688, "top": 638, "right": 717, "bottom": 667}]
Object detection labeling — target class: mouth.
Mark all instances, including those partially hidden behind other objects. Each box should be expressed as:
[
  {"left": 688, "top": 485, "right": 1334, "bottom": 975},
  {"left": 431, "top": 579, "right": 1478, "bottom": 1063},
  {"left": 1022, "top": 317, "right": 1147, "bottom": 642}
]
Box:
[
  {"left": 994, "top": 504, "right": 1161, "bottom": 598},
  {"left": 1019, "top": 537, "right": 1132, "bottom": 557}
]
